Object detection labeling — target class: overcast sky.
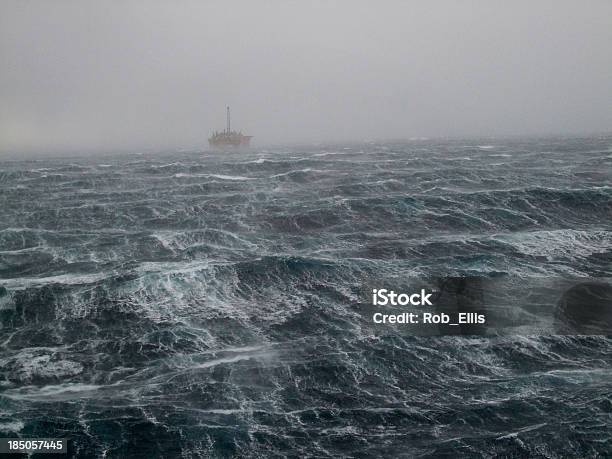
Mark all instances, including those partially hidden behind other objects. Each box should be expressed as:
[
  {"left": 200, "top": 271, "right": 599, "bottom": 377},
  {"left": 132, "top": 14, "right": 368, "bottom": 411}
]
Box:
[{"left": 1, "top": 0, "right": 611, "bottom": 154}]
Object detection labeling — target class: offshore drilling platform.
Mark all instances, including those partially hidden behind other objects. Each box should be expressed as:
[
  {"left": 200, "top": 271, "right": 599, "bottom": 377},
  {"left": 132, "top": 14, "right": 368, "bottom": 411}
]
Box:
[{"left": 208, "top": 106, "right": 252, "bottom": 148}]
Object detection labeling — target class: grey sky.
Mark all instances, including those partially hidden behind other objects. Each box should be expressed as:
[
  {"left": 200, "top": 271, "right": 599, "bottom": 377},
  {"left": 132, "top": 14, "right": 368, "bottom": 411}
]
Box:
[{"left": 1, "top": 0, "right": 611, "bottom": 154}]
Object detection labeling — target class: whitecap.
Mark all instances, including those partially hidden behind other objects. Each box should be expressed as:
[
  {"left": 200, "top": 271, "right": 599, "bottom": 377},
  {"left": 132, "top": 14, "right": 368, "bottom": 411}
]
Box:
[
  {"left": 313, "top": 151, "right": 346, "bottom": 157},
  {"left": 173, "top": 173, "right": 253, "bottom": 180},
  {"left": 0, "top": 272, "right": 109, "bottom": 289},
  {"left": 208, "top": 174, "right": 253, "bottom": 181},
  {"left": 2, "top": 383, "right": 103, "bottom": 401},
  {"left": 0, "top": 421, "right": 24, "bottom": 432}
]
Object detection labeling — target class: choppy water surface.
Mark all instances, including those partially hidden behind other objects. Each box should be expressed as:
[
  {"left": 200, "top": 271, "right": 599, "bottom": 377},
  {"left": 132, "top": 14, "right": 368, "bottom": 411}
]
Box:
[{"left": 1, "top": 137, "right": 611, "bottom": 457}]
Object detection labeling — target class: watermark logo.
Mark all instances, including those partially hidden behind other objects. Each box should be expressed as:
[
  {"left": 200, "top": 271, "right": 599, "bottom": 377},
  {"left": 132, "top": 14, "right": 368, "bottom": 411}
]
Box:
[{"left": 372, "top": 288, "right": 434, "bottom": 306}]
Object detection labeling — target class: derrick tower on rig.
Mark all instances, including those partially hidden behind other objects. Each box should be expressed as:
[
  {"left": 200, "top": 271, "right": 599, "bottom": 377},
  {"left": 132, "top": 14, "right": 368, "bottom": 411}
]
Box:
[{"left": 208, "top": 106, "right": 252, "bottom": 148}]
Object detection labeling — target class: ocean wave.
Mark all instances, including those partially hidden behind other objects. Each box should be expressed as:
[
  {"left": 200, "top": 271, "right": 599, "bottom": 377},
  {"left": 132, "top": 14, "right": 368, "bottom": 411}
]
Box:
[{"left": 1, "top": 138, "right": 611, "bottom": 456}]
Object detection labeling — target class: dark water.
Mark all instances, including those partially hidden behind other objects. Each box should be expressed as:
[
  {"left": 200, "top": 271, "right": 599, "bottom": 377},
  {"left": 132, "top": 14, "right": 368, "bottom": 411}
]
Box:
[{"left": 1, "top": 137, "right": 611, "bottom": 457}]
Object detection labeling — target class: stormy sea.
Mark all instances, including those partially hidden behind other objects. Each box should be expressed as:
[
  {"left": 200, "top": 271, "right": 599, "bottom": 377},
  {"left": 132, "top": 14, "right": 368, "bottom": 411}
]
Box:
[{"left": 1, "top": 136, "right": 611, "bottom": 457}]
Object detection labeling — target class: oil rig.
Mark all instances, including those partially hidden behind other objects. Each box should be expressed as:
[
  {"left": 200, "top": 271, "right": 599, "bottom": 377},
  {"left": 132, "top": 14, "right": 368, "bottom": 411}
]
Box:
[{"left": 208, "top": 106, "right": 252, "bottom": 148}]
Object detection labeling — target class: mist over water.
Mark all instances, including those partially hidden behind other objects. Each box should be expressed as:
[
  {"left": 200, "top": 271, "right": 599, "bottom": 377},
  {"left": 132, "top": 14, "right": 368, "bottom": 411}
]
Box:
[
  {"left": 2, "top": 0, "right": 612, "bottom": 154},
  {"left": 1, "top": 137, "right": 611, "bottom": 456}
]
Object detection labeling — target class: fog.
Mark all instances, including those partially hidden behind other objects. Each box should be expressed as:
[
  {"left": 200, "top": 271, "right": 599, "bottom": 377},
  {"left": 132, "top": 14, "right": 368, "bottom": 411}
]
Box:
[{"left": 1, "top": 0, "right": 611, "bottom": 154}]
